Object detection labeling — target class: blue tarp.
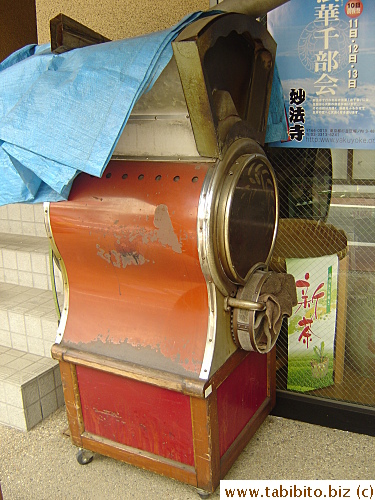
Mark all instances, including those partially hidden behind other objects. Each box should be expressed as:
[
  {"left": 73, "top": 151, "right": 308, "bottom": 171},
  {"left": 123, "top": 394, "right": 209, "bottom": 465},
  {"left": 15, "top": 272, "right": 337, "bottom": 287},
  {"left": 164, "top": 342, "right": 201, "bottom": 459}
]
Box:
[{"left": 0, "top": 12, "right": 287, "bottom": 206}]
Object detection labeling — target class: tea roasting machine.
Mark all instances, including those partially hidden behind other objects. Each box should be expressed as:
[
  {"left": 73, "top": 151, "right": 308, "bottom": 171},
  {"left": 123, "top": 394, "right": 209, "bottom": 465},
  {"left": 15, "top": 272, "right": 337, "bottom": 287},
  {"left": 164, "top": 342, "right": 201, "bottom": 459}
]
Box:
[{"left": 46, "top": 1, "right": 296, "bottom": 495}]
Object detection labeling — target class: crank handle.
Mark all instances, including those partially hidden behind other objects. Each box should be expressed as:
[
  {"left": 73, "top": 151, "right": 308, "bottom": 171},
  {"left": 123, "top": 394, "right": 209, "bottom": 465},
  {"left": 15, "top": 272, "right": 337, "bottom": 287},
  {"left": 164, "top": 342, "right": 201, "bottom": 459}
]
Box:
[{"left": 224, "top": 296, "right": 266, "bottom": 312}]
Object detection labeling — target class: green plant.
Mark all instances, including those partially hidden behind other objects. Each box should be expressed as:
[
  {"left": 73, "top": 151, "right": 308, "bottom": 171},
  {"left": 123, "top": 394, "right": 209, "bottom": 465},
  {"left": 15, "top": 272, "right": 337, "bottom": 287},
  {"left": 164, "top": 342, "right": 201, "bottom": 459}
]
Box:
[{"left": 313, "top": 341, "right": 326, "bottom": 364}]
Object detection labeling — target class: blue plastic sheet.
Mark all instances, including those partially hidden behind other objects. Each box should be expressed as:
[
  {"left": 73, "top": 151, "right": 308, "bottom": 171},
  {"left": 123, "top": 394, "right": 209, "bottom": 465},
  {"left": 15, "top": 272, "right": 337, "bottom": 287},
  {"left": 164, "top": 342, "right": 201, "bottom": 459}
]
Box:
[
  {"left": 0, "top": 12, "right": 287, "bottom": 206},
  {"left": 266, "top": 64, "right": 288, "bottom": 144}
]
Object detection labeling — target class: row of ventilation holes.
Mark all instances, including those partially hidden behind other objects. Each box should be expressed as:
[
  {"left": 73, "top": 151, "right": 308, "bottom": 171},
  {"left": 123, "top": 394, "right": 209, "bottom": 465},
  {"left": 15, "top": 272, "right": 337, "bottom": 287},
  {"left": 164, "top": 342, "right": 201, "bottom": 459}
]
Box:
[{"left": 104, "top": 172, "right": 199, "bottom": 183}]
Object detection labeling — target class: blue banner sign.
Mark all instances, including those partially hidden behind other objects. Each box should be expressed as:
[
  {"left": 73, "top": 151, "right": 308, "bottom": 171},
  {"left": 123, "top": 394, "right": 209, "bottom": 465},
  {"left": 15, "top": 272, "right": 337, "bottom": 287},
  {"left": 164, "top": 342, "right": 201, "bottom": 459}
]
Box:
[{"left": 268, "top": 0, "right": 375, "bottom": 149}]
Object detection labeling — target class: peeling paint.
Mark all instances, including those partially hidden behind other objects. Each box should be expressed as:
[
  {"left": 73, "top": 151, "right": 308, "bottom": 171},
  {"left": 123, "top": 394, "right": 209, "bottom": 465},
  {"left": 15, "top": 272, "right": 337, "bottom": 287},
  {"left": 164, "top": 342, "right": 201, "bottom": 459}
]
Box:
[
  {"left": 96, "top": 244, "right": 149, "bottom": 269},
  {"left": 153, "top": 204, "right": 182, "bottom": 254},
  {"left": 95, "top": 204, "right": 184, "bottom": 270},
  {"left": 120, "top": 251, "right": 147, "bottom": 268},
  {"left": 96, "top": 245, "right": 111, "bottom": 263},
  {"left": 128, "top": 227, "right": 149, "bottom": 245},
  {"left": 67, "top": 336, "right": 201, "bottom": 378}
]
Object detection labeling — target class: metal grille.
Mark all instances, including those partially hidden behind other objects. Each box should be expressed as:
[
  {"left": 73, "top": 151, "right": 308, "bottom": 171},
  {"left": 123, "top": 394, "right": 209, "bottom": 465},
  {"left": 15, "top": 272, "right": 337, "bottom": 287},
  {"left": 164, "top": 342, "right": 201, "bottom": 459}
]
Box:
[{"left": 266, "top": 146, "right": 375, "bottom": 408}]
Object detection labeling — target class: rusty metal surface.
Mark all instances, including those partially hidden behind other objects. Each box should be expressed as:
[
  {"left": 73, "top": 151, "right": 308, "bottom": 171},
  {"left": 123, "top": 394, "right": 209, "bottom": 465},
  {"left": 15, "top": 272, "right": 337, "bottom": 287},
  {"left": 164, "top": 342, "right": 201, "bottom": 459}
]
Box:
[
  {"left": 49, "top": 160, "right": 211, "bottom": 378},
  {"left": 173, "top": 13, "right": 276, "bottom": 158},
  {"left": 50, "top": 13, "right": 110, "bottom": 54},
  {"left": 114, "top": 14, "right": 276, "bottom": 160},
  {"left": 113, "top": 58, "right": 203, "bottom": 159}
]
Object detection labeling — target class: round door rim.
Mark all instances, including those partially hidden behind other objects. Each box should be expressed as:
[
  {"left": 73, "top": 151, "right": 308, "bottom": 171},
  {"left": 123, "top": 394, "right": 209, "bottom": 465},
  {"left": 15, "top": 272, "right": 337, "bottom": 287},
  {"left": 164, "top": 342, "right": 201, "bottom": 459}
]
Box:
[{"left": 217, "top": 152, "right": 279, "bottom": 285}]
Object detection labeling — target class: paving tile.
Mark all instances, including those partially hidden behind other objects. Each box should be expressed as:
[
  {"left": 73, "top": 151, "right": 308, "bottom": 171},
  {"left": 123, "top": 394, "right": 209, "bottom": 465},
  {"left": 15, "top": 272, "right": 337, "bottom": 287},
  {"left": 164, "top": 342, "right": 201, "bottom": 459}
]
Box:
[
  {"left": 0, "top": 310, "right": 9, "bottom": 331},
  {"left": 31, "top": 253, "right": 47, "bottom": 275},
  {"left": 6, "top": 357, "right": 35, "bottom": 371},
  {"left": 7, "top": 349, "right": 27, "bottom": 358},
  {"left": 16, "top": 251, "right": 32, "bottom": 272},
  {"left": 0, "top": 220, "right": 10, "bottom": 233},
  {"left": 0, "top": 205, "right": 9, "bottom": 220},
  {"left": 20, "top": 205, "right": 35, "bottom": 223},
  {"left": 41, "top": 390, "right": 58, "bottom": 419},
  {"left": 23, "top": 353, "right": 42, "bottom": 362},
  {"left": 22, "top": 288, "right": 44, "bottom": 298},
  {"left": 7, "top": 204, "right": 21, "bottom": 221},
  {"left": 0, "top": 202, "right": 61, "bottom": 430},
  {"left": 11, "top": 333, "right": 28, "bottom": 352},
  {"left": 33, "top": 273, "right": 49, "bottom": 291},
  {"left": 2, "top": 249, "right": 17, "bottom": 270},
  {"left": 18, "top": 271, "right": 34, "bottom": 288},
  {"left": 8, "top": 221, "right": 22, "bottom": 234},
  {"left": 1, "top": 284, "right": 22, "bottom": 296},
  {"left": 39, "top": 357, "right": 58, "bottom": 367},
  {"left": 42, "top": 318, "right": 58, "bottom": 342},
  {"left": 0, "top": 329, "right": 11, "bottom": 347},
  {"left": 6, "top": 371, "right": 36, "bottom": 386},
  {"left": 21, "top": 222, "right": 37, "bottom": 236},
  {"left": 44, "top": 310, "right": 59, "bottom": 321},
  {"left": 33, "top": 204, "right": 44, "bottom": 220},
  {"left": 35, "top": 223, "right": 47, "bottom": 238},
  {"left": 0, "top": 366, "right": 17, "bottom": 380},
  {"left": 22, "top": 380, "right": 40, "bottom": 407},
  {"left": 26, "top": 337, "right": 45, "bottom": 357},
  {"left": 0, "top": 381, "right": 5, "bottom": 402},
  {"left": 53, "top": 365, "right": 62, "bottom": 387},
  {"left": 8, "top": 305, "right": 32, "bottom": 315},
  {"left": 8, "top": 405, "right": 27, "bottom": 431},
  {"left": 56, "top": 385, "right": 65, "bottom": 408},
  {"left": 24, "top": 362, "right": 52, "bottom": 377},
  {"left": 8, "top": 311, "right": 26, "bottom": 334},
  {"left": 4, "top": 268, "right": 18, "bottom": 284},
  {"left": 0, "top": 352, "right": 16, "bottom": 365},
  {"left": 38, "top": 369, "right": 55, "bottom": 398},
  {"left": 23, "top": 296, "right": 49, "bottom": 307},
  {"left": 26, "top": 400, "right": 42, "bottom": 429},
  {"left": 24, "top": 315, "right": 43, "bottom": 339},
  {"left": 0, "top": 401, "right": 9, "bottom": 424},
  {"left": 0, "top": 235, "right": 50, "bottom": 289},
  {"left": 4, "top": 382, "right": 23, "bottom": 408},
  {"left": 0, "top": 283, "right": 58, "bottom": 355}
]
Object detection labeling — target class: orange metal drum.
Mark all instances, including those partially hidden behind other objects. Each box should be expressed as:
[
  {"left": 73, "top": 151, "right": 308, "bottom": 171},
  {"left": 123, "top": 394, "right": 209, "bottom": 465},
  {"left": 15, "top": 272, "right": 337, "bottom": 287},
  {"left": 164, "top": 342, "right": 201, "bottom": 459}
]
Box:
[{"left": 49, "top": 160, "right": 211, "bottom": 378}]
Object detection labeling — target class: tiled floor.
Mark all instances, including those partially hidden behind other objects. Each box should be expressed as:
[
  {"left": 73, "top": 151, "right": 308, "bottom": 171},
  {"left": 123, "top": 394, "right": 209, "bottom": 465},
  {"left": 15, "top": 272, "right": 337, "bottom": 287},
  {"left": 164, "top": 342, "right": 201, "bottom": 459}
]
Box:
[
  {"left": 0, "top": 205, "right": 65, "bottom": 430},
  {"left": 0, "top": 203, "right": 46, "bottom": 237},
  {"left": 0, "top": 282, "right": 60, "bottom": 356},
  {"left": 0, "top": 346, "right": 63, "bottom": 431},
  {"left": 0, "top": 232, "right": 60, "bottom": 291}
]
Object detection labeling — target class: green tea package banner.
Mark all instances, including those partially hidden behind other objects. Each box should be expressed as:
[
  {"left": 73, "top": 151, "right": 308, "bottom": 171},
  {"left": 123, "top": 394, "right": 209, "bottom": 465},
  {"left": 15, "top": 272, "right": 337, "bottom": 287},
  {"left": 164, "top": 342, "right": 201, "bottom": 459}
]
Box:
[{"left": 286, "top": 254, "right": 338, "bottom": 392}]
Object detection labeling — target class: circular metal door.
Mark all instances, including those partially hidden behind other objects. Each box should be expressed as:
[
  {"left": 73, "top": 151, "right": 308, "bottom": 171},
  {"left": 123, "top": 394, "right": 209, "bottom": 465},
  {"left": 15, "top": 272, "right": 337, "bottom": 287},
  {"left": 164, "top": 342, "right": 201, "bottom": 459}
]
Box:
[{"left": 216, "top": 146, "right": 279, "bottom": 285}]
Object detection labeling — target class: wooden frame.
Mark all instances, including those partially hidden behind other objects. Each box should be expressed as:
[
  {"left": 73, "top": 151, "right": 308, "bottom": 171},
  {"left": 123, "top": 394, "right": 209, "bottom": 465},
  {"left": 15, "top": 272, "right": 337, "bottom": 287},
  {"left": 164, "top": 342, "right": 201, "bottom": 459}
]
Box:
[{"left": 58, "top": 348, "right": 276, "bottom": 494}]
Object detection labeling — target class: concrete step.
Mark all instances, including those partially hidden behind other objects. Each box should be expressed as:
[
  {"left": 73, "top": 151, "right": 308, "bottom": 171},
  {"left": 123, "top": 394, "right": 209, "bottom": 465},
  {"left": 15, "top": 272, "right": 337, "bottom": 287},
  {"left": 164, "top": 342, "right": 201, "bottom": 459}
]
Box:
[
  {"left": 0, "top": 282, "right": 61, "bottom": 357},
  {"left": 0, "top": 232, "right": 62, "bottom": 292},
  {"left": 0, "top": 346, "right": 64, "bottom": 431},
  {"left": 0, "top": 203, "right": 46, "bottom": 237},
  {"left": 0, "top": 202, "right": 66, "bottom": 431}
]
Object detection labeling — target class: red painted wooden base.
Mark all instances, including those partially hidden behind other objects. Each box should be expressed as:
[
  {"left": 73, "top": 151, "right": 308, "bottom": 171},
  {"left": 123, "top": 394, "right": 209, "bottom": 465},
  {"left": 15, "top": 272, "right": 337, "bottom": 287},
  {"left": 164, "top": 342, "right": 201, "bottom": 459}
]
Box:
[{"left": 54, "top": 345, "right": 275, "bottom": 494}]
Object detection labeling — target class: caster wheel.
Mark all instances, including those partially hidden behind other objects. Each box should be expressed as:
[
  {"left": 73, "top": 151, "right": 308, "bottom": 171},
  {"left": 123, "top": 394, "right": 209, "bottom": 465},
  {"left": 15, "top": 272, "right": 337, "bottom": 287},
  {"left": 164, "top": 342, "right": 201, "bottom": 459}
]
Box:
[
  {"left": 76, "top": 448, "right": 94, "bottom": 465},
  {"left": 197, "top": 489, "right": 211, "bottom": 499}
]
